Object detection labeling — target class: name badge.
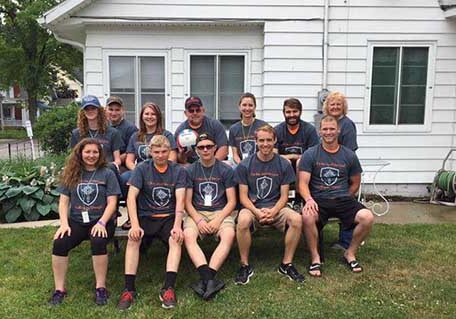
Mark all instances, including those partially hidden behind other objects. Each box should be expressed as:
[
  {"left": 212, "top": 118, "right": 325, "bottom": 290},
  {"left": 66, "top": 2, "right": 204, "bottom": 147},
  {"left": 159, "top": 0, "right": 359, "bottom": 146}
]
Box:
[
  {"left": 204, "top": 194, "right": 212, "bottom": 207},
  {"left": 242, "top": 152, "right": 249, "bottom": 159},
  {"left": 81, "top": 210, "right": 90, "bottom": 223}
]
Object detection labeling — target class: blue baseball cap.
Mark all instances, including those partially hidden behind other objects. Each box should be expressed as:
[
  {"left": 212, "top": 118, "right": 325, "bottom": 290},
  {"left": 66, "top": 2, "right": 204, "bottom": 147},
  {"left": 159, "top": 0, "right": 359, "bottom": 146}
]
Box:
[{"left": 81, "top": 95, "right": 101, "bottom": 109}]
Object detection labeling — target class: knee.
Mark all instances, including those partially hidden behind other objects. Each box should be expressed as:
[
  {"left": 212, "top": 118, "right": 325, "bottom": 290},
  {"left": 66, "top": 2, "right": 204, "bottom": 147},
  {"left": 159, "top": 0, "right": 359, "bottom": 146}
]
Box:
[
  {"left": 126, "top": 238, "right": 142, "bottom": 250},
  {"left": 183, "top": 228, "right": 198, "bottom": 243},
  {"left": 220, "top": 228, "right": 236, "bottom": 242},
  {"left": 288, "top": 213, "right": 302, "bottom": 229},
  {"left": 90, "top": 236, "right": 109, "bottom": 255},
  {"left": 302, "top": 214, "right": 317, "bottom": 227},
  {"left": 52, "top": 238, "right": 71, "bottom": 257},
  {"left": 236, "top": 210, "right": 253, "bottom": 231},
  {"left": 357, "top": 209, "right": 374, "bottom": 226}
]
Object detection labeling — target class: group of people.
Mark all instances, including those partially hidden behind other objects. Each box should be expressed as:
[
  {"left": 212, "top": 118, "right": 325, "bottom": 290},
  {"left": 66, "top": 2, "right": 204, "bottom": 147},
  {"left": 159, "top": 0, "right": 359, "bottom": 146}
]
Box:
[{"left": 49, "top": 91, "right": 374, "bottom": 309}]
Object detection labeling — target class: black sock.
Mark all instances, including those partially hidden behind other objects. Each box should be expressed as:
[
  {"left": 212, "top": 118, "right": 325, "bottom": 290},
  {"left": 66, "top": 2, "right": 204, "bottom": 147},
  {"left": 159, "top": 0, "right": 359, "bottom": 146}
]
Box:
[
  {"left": 281, "top": 262, "right": 291, "bottom": 269},
  {"left": 209, "top": 267, "right": 217, "bottom": 278},
  {"left": 125, "top": 274, "right": 136, "bottom": 292},
  {"left": 197, "top": 264, "right": 213, "bottom": 282},
  {"left": 163, "top": 271, "right": 177, "bottom": 289}
]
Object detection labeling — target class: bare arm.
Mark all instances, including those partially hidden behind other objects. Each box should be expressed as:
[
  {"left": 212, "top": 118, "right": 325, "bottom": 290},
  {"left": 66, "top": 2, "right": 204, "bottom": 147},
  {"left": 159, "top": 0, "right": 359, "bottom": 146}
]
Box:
[
  {"left": 231, "top": 146, "right": 242, "bottom": 164},
  {"left": 125, "top": 153, "right": 136, "bottom": 170},
  {"left": 91, "top": 195, "right": 118, "bottom": 238},
  {"left": 239, "top": 184, "right": 262, "bottom": 218},
  {"left": 349, "top": 174, "right": 361, "bottom": 196},
  {"left": 168, "top": 150, "right": 177, "bottom": 162},
  {"left": 54, "top": 194, "right": 71, "bottom": 239},
  {"left": 113, "top": 150, "right": 122, "bottom": 167},
  {"left": 270, "top": 184, "right": 290, "bottom": 216},
  {"left": 215, "top": 145, "right": 229, "bottom": 161},
  {"left": 298, "top": 171, "right": 318, "bottom": 215},
  {"left": 126, "top": 185, "right": 144, "bottom": 241}
]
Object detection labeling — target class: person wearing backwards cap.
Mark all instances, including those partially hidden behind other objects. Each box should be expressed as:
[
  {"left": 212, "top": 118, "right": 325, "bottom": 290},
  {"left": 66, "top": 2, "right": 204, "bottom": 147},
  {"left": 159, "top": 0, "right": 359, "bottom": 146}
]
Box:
[
  {"left": 174, "top": 97, "right": 228, "bottom": 165},
  {"left": 70, "top": 95, "right": 124, "bottom": 170},
  {"left": 183, "top": 133, "right": 236, "bottom": 300}
]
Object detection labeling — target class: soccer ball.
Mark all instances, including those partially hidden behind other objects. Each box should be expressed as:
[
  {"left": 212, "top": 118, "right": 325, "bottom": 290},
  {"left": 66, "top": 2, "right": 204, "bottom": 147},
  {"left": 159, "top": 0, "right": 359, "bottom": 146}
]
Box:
[{"left": 177, "top": 129, "right": 198, "bottom": 149}]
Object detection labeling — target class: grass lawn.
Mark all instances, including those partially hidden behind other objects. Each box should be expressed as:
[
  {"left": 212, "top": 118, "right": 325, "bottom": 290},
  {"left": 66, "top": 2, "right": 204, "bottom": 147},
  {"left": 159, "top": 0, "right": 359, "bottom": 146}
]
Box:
[{"left": 0, "top": 224, "right": 455, "bottom": 319}]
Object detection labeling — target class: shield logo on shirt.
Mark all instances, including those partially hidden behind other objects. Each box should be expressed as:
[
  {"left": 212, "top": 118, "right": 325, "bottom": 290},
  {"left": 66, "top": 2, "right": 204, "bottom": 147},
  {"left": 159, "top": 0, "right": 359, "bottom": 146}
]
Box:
[
  {"left": 152, "top": 187, "right": 171, "bottom": 207},
  {"left": 77, "top": 183, "right": 99, "bottom": 206},
  {"left": 285, "top": 146, "right": 303, "bottom": 154},
  {"left": 239, "top": 140, "right": 256, "bottom": 157},
  {"left": 199, "top": 181, "right": 218, "bottom": 201},
  {"left": 320, "top": 167, "right": 339, "bottom": 186},
  {"left": 138, "top": 145, "right": 150, "bottom": 161},
  {"left": 256, "top": 176, "right": 273, "bottom": 200}
]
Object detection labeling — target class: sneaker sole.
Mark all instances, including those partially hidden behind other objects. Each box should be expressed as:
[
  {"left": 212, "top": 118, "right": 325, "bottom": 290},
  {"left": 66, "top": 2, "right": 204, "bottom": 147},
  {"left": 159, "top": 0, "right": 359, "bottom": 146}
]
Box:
[
  {"left": 234, "top": 270, "right": 254, "bottom": 285},
  {"left": 277, "top": 268, "right": 304, "bottom": 283},
  {"left": 159, "top": 294, "right": 176, "bottom": 309}
]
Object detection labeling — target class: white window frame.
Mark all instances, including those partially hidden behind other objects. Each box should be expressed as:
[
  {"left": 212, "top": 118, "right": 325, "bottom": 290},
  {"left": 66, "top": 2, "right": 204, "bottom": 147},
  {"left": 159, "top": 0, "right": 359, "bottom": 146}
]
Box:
[
  {"left": 103, "top": 49, "right": 170, "bottom": 129},
  {"left": 364, "top": 41, "right": 436, "bottom": 133},
  {"left": 185, "top": 50, "right": 250, "bottom": 122}
]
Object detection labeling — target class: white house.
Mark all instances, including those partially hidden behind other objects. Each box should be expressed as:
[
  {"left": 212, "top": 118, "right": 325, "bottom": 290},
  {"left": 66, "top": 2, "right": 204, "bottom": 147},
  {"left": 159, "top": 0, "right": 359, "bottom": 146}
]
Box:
[{"left": 39, "top": 0, "right": 456, "bottom": 196}]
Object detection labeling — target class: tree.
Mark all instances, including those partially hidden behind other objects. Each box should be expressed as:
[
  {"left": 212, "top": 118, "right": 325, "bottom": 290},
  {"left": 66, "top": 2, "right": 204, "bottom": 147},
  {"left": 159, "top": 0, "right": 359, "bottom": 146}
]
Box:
[{"left": 0, "top": 0, "right": 82, "bottom": 124}]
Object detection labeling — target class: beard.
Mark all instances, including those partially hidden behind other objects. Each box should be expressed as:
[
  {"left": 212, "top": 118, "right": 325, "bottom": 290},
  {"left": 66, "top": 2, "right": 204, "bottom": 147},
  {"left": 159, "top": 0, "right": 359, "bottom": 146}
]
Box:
[{"left": 285, "top": 116, "right": 300, "bottom": 126}]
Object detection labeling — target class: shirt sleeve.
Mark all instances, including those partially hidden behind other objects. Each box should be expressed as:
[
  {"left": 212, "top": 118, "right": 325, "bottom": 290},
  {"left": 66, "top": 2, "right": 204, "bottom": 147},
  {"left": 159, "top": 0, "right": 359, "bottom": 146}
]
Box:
[
  {"left": 128, "top": 165, "right": 144, "bottom": 189},
  {"left": 175, "top": 167, "right": 188, "bottom": 189},
  {"left": 234, "top": 162, "right": 248, "bottom": 185},
  {"left": 126, "top": 133, "right": 137, "bottom": 154},
  {"left": 165, "top": 130, "right": 177, "bottom": 149},
  {"left": 228, "top": 125, "right": 236, "bottom": 147},
  {"left": 70, "top": 129, "right": 79, "bottom": 148},
  {"left": 349, "top": 153, "right": 363, "bottom": 177},
  {"left": 185, "top": 165, "right": 194, "bottom": 189},
  {"left": 307, "top": 125, "right": 320, "bottom": 148},
  {"left": 223, "top": 164, "right": 236, "bottom": 189},
  {"left": 57, "top": 184, "right": 70, "bottom": 196},
  {"left": 212, "top": 119, "right": 228, "bottom": 147},
  {"left": 281, "top": 158, "right": 296, "bottom": 185},
  {"left": 298, "top": 149, "right": 314, "bottom": 173},
  {"left": 105, "top": 169, "right": 121, "bottom": 196},
  {"left": 340, "top": 121, "right": 358, "bottom": 151},
  {"left": 111, "top": 129, "right": 124, "bottom": 152}
]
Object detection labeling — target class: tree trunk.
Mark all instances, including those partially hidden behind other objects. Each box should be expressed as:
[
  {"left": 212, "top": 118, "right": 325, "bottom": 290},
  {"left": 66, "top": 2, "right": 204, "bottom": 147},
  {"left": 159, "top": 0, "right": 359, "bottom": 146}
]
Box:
[{"left": 27, "top": 95, "right": 37, "bottom": 125}]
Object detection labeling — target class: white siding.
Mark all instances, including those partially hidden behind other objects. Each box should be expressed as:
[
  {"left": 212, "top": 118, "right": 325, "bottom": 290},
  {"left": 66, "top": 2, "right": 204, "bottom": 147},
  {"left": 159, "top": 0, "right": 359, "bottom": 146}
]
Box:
[{"left": 53, "top": 0, "right": 456, "bottom": 189}]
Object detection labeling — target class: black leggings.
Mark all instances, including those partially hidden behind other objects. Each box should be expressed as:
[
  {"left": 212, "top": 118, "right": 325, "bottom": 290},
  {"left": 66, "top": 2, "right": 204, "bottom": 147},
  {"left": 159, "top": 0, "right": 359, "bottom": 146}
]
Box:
[{"left": 52, "top": 219, "right": 115, "bottom": 257}]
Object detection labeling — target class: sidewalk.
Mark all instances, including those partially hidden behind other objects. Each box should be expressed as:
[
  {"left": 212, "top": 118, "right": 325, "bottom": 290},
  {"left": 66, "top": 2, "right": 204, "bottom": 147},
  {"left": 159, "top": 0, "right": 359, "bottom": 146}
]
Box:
[{"left": 0, "top": 201, "right": 454, "bottom": 229}]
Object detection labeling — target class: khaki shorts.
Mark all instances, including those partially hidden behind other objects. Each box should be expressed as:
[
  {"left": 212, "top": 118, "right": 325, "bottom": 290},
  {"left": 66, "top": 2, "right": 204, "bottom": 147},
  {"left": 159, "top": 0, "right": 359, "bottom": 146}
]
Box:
[
  {"left": 238, "top": 207, "right": 298, "bottom": 232},
  {"left": 184, "top": 210, "right": 235, "bottom": 238}
]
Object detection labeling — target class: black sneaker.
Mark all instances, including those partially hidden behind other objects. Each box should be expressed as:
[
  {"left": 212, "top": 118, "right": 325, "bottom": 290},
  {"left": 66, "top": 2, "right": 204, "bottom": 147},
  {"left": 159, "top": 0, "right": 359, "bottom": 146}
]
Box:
[
  {"left": 203, "top": 279, "right": 225, "bottom": 300},
  {"left": 278, "top": 263, "right": 305, "bottom": 283},
  {"left": 95, "top": 287, "right": 108, "bottom": 305},
  {"left": 234, "top": 264, "right": 254, "bottom": 285},
  {"left": 117, "top": 290, "right": 136, "bottom": 310},
  {"left": 190, "top": 280, "right": 206, "bottom": 298},
  {"left": 49, "top": 289, "right": 66, "bottom": 306}
]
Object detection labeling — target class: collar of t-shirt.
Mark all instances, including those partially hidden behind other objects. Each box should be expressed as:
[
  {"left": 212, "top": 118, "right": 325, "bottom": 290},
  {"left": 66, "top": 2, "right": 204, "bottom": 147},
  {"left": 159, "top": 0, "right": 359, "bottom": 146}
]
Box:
[{"left": 287, "top": 123, "right": 300, "bottom": 135}]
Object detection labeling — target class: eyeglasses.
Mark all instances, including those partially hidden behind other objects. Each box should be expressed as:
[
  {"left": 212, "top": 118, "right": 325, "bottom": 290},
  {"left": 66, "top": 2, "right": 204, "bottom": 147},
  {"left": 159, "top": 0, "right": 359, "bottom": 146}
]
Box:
[
  {"left": 196, "top": 144, "right": 215, "bottom": 151},
  {"left": 187, "top": 108, "right": 202, "bottom": 114}
]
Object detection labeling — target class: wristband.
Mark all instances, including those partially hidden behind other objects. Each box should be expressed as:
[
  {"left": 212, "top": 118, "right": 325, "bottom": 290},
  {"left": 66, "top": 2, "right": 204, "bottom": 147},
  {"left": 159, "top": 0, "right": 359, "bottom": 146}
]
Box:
[
  {"left": 175, "top": 210, "right": 185, "bottom": 215},
  {"left": 305, "top": 197, "right": 315, "bottom": 203},
  {"left": 196, "top": 218, "right": 204, "bottom": 225},
  {"left": 97, "top": 220, "right": 106, "bottom": 227}
]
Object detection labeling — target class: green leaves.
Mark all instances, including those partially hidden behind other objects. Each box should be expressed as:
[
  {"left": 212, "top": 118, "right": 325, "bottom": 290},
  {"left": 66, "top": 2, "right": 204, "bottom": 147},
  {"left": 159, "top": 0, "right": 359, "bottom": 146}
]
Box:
[{"left": 5, "top": 207, "right": 22, "bottom": 223}]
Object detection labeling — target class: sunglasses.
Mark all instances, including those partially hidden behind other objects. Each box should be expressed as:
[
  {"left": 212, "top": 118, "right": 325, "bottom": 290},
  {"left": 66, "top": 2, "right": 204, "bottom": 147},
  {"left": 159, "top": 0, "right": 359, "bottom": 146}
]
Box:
[
  {"left": 196, "top": 144, "right": 215, "bottom": 151},
  {"left": 187, "top": 108, "right": 202, "bottom": 114}
]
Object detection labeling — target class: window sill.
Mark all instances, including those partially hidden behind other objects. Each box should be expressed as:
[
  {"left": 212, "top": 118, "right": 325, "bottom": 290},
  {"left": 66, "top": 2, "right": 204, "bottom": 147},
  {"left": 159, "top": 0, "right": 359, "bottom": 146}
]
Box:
[{"left": 363, "top": 124, "right": 431, "bottom": 133}]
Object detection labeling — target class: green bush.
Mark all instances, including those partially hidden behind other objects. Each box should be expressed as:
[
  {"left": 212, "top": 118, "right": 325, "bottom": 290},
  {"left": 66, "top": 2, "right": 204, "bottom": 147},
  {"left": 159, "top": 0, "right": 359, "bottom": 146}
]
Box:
[
  {"left": 34, "top": 103, "right": 79, "bottom": 154},
  {"left": 0, "top": 155, "right": 66, "bottom": 223}
]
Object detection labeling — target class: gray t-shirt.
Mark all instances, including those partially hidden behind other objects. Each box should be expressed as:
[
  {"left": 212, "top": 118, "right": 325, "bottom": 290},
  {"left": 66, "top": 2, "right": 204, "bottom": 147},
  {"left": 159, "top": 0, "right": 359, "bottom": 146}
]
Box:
[
  {"left": 186, "top": 160, "right": 235, "bottom": 212},
  {"left": 274, "top": 120, "right": 319, "bottom": 155},
  {"left": 298, "top": 144, "right": 362, "bottom": 199},
  {"left": 57, "top": 168, "right": 121, "bottom": 223},
  {"left": 338, "top": 116, "right": 358, "bottom": 151},
  {"left": 235, "top": 153, "right": 295, "bottom": 208},
  {"left": 128, "top": 160, "right": 187, "bottom": 217},
  {"left": 70, "top": 127, "right": 124, "bottom": 162},
  {"left": 110, "top": 119, "right": 138, "bottom": 154},
  {"left": 174, "top": 116, "right": 228, "bottom": 163},
  {"left": 126, "top": 130, "right": 177, "bottom": 163},
  {"left": 228, "top": 119, "right": 267, "bottom": 160}
]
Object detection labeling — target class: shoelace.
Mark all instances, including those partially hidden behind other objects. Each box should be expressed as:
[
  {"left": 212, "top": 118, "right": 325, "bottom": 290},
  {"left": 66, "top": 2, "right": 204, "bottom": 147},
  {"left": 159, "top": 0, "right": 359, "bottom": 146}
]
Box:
[
  {"left": 286, "top": 265, "right": 301, "bottom": 277},
  {"left": 96, "top": 288, "right": 107, "bottom": 298}
]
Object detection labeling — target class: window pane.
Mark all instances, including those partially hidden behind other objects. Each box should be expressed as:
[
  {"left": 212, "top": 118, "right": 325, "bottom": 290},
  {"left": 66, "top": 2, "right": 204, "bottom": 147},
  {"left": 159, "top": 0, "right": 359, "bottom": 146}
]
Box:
[
  {"left": 140, "top": 57, "right": 166, "bottom": 124},
  {"left": 219, "top": 56, "right": 244, "bottom": 126},
  {"left": 370, "top": 47, "right": 399, "bottom": 124},
  {"left": 398, "top": 48, "right": 428, "bottom": 124},
  {"left": 190, "top": 56, "right": 216, "bottom": 118},
  {"left": 113, "top": 93, "right": 136, "bottom": 123},
  {"left": 109, "top": 57, "right": 135, "bottom": 93},
  {"left": 141, "top": 94, "right": 166, "bottom": 126}
]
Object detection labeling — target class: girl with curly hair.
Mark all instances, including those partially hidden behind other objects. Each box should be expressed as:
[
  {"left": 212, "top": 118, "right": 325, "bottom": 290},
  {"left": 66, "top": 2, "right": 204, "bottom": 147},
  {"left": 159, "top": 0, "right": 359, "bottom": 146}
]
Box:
[{"left": 49, "top": 138, "right": 121, "bottom": 306}]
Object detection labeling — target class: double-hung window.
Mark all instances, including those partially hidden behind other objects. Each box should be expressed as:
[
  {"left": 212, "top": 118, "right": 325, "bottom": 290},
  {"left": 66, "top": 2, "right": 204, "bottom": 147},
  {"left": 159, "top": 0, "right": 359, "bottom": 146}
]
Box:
[
  {"left": 190, "top": 55, "right": 245, "bottom": 127},
  {"left": 367, "top": 44, "right": 434, "bottom": 131},
  {"left": 109, "top": 56, "right": 165, "bottom": 123}
]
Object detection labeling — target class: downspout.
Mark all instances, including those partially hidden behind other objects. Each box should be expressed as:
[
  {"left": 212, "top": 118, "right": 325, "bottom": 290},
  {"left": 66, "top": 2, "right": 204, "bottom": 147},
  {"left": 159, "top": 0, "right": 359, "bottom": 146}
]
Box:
[
  {"left": 53, "top": 32, "right": 85, "bottom": 52},
  {"left": 315, "top": 0, "right": 330, "bottom": 126}
]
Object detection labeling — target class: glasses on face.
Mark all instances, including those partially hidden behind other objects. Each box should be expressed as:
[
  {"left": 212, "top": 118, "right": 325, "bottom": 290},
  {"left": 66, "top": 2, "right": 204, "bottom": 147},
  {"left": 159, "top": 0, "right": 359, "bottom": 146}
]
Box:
[
  {"left": 196, "top": 144, "right": 215, "bottom": 151},
  {"left": 187, "top": 108, "right": 202, "bottom": 114}
]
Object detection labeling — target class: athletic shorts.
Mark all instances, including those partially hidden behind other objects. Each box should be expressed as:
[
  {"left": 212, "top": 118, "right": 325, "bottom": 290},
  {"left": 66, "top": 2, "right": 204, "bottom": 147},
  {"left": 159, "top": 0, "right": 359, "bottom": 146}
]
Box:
[
  {"left": 183, "top": 210, "right": 235, "bottom": 239},
  {"left": 139, "top": 215, "right": 175, "bottom": 244},
  {"left": 313, "top": 196, "right": 366, "bottom": 230},
  {"left": 238, "top": 206, "right": 298, "bottom": 233}
]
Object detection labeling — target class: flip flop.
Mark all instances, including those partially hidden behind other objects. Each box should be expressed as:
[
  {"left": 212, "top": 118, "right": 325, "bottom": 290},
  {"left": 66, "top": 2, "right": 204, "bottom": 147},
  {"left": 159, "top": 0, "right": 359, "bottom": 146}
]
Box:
[
  {"left": 342, "top": 257, "right": 363, "bottom": 273},
  {"left": 308, "top": 263, "right": 322, "bottom": 277}
]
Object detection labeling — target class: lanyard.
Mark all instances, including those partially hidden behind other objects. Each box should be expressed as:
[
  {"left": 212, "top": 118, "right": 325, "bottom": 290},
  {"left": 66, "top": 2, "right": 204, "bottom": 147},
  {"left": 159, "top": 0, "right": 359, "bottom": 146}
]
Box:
[
  {"left": 241, "top": 119, "right": 255, "bottom": 140},
  {"left": 81, "top": 169, "right": 97, "bottom": 211},
  {"left": 199, "top": 160, "right": 216, "bottom": 182},
  {"left": 89, "top": 129, "right": 99, "bottom": 139}
]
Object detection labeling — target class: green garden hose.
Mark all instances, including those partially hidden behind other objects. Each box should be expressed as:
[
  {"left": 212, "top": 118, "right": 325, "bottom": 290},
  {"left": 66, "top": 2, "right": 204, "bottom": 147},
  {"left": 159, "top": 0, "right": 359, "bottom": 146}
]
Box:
[{"left": 437, "top": 170, "right": 456, "bottom": 193}]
